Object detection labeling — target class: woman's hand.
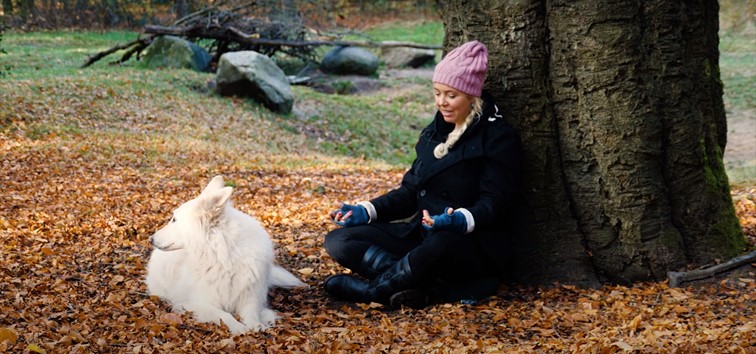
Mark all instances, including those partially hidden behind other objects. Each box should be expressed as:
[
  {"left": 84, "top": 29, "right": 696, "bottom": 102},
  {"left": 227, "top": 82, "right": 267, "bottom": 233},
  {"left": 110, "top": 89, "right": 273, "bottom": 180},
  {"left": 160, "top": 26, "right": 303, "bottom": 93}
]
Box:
[
  {"left": 422, "top": 207, "right": 467, "bottom": 233},
  {"left": 330, "top": 203, "right": 369, "bottom": 227}
]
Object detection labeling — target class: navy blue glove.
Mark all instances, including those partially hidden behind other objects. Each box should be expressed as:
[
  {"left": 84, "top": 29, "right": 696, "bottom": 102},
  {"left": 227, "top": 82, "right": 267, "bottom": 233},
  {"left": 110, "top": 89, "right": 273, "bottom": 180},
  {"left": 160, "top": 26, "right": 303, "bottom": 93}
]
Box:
[
  {"left": 331, "top": 203, "right": 369, "bottom": 227},
  {"left": 422, "top": 207, "right": 467, "bottom": 234}
]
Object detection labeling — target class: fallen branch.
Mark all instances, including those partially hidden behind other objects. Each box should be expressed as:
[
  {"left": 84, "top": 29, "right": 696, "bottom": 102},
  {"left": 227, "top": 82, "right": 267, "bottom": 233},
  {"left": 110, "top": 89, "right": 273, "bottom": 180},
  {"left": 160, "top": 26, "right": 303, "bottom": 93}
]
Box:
[
  {"left": 667, "top": 250, "right": 756, "bottom": 287},
  {"left": 144, "top": 24, "right": 442, "bottom": 50},
  {"left": 81, "top": 37, "right": 152, "bottom": 68},
  {"left": 82, "top": 8, "right": 440, "bottom": 69}
]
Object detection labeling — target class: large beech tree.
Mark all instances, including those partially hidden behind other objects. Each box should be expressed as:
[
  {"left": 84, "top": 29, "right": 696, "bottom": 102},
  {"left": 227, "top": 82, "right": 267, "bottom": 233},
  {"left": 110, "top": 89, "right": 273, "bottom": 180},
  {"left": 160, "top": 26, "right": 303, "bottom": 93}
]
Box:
[{"left": 438, "top": 0, "right": 746, "bottom": 286}]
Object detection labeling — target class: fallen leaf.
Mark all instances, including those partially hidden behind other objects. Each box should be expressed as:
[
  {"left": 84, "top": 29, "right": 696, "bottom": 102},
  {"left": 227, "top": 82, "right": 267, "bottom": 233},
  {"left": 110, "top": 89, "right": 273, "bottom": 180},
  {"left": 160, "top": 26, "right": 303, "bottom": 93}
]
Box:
[
  {"left": 0, "top": 328, "right": 17, "bottom": 343},
  {"left": 298, "top": 267, "right": 314, "bottom": 275},
  {"left": 27, "top": 343, "right": 47, "bottom": 353},
  {"left": 612, "top": 341, "right": 634, "bottom": 351},
  {"left": 159, "top": 312, "right": 183, "bottom": 325}
]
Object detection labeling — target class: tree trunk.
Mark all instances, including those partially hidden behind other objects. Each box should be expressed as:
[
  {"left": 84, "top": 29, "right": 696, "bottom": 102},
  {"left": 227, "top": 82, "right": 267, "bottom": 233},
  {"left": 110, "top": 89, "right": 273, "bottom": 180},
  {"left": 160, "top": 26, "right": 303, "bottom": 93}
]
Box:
[
  {"left": 75, "top": 0, "right": 89, "bottom": 24},
  {"left": 19, "top": 0, "right": 36, "bottom": 20},
  {"left": 173, "top": 0, "right": 199, "bottom": 19},
  {"left": 2, "top": 0, "right": 13, "bottom": 16},
  {"left": 437, "top": 0, "right": 745, "bottom": 286}
]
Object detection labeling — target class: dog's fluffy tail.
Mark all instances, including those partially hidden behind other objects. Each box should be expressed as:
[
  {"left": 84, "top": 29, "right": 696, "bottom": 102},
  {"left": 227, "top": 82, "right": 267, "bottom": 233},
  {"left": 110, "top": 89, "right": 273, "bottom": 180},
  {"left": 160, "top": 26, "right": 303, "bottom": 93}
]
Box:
[{"left": 270, "top": 265, "right": 307, "bottom": 288}]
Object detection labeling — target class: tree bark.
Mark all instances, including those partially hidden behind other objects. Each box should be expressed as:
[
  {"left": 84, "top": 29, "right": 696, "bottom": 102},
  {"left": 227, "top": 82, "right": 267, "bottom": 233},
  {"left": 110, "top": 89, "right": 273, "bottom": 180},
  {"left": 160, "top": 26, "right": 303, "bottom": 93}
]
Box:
[{"left": 438, "top": 0, "right": 745, "bottom": 286}]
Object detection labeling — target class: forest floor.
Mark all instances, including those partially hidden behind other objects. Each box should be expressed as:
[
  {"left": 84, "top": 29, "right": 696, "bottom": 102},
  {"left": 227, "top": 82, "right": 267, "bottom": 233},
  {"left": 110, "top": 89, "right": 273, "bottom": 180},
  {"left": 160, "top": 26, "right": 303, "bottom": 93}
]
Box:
[
  {"left": 1, "top": 66, "right": 754, "bottom": 353},
  {"left": 0, "top": 129, "right": 753, "bottom": 353}
]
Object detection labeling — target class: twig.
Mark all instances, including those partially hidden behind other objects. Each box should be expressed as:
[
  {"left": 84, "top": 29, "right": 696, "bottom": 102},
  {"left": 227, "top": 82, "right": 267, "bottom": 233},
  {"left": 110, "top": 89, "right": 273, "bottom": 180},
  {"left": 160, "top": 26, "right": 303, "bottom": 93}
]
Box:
[
  {"left": 667, "top": 250, "right": 756, "bottom": 287},
  {"left": 173, "top": 1, "right": 258, "bottom": 27},
  {"left": 178, "top": 324, "right": 214, "bottom": 333},
  {"left": 172, "top": 0, "right": 228, "bottom": 26}
]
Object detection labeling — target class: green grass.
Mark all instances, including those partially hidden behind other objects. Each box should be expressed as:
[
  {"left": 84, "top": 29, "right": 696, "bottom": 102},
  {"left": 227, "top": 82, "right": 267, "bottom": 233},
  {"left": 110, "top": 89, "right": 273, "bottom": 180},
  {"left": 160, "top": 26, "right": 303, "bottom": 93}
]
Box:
[
  {"left": 0, "top": 23, "right": 751, "bottom": 174},
  {"left": 719, "top": 32, "right": 756, "bottom": 110},
  {"left": 719, "top": 29, "right": 755, "bottom": 184},
  {"left": 292, "top": 82, "right": 432, "bottom": 165},
  {"left": 0, "top": 27, "right": 437, "bottom": 169},
  {"left": 0, "top": 31, "right": 136, "bottom": 79},
  {"left": 361, "top": 20, "right": 443, "bottom": 45}
]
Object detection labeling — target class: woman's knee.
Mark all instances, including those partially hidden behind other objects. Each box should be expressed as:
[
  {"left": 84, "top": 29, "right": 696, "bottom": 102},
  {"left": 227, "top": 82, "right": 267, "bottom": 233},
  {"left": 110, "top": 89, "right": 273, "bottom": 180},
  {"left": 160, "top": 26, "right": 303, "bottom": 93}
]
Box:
[
  {"left": 323, "top": 228, "right": 350, "bottom": 259},
  {"left": 410, "top": 231, "right": 478, "bottom": 269},
  {"left": 423, "top": 230, "right": 469, "bottom": 249}
]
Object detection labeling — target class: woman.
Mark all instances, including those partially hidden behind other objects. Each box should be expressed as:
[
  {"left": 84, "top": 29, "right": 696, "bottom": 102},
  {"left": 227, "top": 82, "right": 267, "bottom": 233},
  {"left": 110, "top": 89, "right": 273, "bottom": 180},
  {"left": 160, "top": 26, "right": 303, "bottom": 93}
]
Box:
[{"left": 324, "top": 40, "right": 523, "bottom": 308}]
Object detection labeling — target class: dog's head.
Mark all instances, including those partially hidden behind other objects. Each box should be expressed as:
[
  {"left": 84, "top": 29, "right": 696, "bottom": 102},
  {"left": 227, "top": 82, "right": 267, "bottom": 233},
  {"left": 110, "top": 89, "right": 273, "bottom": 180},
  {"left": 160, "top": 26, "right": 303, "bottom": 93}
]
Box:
[{"left": 149, "top": 175, "right": 233, "bottom": 251}]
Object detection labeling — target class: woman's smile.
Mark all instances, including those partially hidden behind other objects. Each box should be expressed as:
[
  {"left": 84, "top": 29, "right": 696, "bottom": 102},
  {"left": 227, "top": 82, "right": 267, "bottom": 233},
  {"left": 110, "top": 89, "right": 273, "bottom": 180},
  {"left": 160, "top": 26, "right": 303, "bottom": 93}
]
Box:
[{"left": 434, "top": 83, "right": 473, "bottom": 127}]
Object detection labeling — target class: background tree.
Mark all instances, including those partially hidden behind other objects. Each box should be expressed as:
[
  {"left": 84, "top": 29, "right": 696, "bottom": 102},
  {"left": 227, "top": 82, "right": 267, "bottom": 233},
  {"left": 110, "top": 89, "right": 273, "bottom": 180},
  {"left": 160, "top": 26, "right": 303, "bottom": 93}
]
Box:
[
  {"left": 438, "top": 0, "right": 746, "bottom": 286},
  {"left": 1, "top": 0, "right": 12, "bottom": 16},
  {"left": 0, "top": 20, "right": 7, "bottom": 78}
]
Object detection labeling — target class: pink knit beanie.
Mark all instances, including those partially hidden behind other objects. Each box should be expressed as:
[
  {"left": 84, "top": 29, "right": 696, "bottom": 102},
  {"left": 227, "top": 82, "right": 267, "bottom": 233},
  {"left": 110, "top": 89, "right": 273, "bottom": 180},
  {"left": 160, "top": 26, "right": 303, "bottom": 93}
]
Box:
[{"left": 432, "top": 40, "right": 488, "bottom": 97}]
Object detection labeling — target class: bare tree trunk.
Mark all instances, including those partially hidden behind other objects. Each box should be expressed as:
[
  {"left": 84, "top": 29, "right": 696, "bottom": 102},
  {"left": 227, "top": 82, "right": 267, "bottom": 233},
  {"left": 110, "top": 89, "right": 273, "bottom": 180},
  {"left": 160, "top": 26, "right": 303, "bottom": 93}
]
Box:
[
  {"left": 19, "top": 0, "right": 37, "bottom": 21},
  {"left": 173, "top": 0, "right": 200, "bottom": 19},
  {"left": 438, "top": 0, "right": 745, "bottom": 286},
  {"left": 2, "top": 0, "right": 14, "bottom": 16}
]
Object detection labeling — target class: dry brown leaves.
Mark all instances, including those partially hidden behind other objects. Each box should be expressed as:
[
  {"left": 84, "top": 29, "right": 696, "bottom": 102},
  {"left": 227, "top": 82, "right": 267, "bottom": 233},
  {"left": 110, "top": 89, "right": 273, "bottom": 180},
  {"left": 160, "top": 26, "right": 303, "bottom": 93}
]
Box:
[{"left": 1, "top": 132, "right": 754, "bottom": 353}]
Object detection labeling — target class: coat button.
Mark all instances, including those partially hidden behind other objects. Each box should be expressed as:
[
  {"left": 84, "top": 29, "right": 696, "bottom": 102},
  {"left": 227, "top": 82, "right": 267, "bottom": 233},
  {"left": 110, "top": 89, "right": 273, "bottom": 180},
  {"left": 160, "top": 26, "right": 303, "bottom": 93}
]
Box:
[{"left": 419, "top": 190, "right": 426, "bottom": 197}]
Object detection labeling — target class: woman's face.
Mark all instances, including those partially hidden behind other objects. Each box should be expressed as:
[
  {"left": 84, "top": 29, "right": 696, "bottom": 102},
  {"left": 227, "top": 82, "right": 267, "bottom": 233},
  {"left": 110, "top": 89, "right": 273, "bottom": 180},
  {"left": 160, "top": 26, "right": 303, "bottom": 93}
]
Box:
[{"left": 433, "top": 83, "right": 473, "bottom": 126}]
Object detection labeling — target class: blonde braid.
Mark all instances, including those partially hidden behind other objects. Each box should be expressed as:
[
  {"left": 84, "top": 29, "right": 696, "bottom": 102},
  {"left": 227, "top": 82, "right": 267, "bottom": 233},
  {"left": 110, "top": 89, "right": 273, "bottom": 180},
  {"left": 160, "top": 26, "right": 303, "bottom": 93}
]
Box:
[{"left": 434, "top": 97, "right": 483, "bottom": 159}]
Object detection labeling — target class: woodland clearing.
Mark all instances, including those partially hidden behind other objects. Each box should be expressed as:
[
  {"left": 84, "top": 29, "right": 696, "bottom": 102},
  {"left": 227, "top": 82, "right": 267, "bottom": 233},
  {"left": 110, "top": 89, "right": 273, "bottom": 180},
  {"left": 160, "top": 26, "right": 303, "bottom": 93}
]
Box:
[{"left": 0, "top": 24, "right": 754, "bottom": 353}]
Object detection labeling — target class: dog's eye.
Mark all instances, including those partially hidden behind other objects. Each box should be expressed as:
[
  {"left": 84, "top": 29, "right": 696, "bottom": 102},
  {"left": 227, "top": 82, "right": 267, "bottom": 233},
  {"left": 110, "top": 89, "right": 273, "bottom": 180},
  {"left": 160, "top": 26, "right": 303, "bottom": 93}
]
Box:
[{"left": 171, "top": 216, "right": 176, "bottom": 223}]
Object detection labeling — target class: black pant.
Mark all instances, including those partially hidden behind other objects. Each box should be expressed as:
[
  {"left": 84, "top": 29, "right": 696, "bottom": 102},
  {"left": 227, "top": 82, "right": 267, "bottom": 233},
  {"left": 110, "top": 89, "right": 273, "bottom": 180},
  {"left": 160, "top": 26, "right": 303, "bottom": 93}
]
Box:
[{"left": 323, "top": 224, "right": 496, "bottom": 284}]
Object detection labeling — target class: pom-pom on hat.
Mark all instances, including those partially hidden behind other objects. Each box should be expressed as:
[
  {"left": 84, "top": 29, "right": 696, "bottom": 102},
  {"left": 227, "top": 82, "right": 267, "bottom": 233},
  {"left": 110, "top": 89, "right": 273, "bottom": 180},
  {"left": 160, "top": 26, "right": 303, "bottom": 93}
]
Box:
[{"left": 432, "top": 40, "right": 488, "bottom": 97}]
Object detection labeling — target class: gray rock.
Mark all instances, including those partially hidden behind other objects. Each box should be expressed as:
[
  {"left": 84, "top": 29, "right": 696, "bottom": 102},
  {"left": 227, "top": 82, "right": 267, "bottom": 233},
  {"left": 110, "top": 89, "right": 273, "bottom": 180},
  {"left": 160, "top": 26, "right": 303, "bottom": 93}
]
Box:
[
  {"left": 319, "top": 46, "right": 379, "bottom": 76},
  {"left": 380, "top": 43, "right": 436, "bottom": 68},
  {"left": 142, "top": 35, "right": 211, "bottom": 72},
  {"left": 215, "top": 51, "right": 294, "bottom": 114}
]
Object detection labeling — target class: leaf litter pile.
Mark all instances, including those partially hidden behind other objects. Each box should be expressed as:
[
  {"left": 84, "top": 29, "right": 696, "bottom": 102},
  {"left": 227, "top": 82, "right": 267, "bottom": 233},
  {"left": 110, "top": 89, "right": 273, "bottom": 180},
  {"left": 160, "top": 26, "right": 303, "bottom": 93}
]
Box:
[{"left": 1, "top": 80, "right": 755, "bottom": 353}]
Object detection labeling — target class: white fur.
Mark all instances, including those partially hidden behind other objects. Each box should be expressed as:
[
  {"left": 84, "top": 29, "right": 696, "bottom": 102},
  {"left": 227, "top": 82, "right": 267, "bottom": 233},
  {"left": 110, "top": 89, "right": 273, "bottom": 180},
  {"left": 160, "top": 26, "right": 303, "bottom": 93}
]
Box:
[{"left": 145, "top": 175, "right": 306, "bottom": 334}]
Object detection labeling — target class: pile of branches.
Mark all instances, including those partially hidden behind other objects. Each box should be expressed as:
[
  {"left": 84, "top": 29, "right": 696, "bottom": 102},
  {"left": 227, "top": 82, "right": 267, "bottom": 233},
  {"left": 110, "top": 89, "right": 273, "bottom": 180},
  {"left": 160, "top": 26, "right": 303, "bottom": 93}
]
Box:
[{"left": 82, "top": 1, "right": 315, "bottom": 69}]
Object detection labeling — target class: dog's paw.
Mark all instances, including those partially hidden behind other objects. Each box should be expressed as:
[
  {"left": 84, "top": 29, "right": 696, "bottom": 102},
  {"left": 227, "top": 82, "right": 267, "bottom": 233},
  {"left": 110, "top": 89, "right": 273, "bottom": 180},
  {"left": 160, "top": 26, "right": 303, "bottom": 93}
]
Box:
[
  {"left": 260, "top": 309, "right": 279, "bottom": 326},
  {"left": 226, "top": 321, "right": 250, "bottom": 335},
  {"left": 241, "top": 310, "right": 278, "bottom": 332}
]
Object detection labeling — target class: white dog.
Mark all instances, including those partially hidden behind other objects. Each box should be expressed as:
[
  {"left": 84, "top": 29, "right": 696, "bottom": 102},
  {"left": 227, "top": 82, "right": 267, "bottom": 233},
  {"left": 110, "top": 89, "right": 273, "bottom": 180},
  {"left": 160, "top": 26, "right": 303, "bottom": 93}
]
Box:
[{"left": 145, "top": 175, "right": 305, "bottom": 334}]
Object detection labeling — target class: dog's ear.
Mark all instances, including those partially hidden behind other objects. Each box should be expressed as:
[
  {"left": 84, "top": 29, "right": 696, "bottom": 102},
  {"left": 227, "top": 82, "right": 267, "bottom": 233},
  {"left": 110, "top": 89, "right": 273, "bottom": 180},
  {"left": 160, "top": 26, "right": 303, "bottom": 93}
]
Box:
[
  {"left": 201, "top": 175, "right": 226, "bottom": 196},
  {"left": 200, "top": 186, "right": 233, "bottom": 218}
]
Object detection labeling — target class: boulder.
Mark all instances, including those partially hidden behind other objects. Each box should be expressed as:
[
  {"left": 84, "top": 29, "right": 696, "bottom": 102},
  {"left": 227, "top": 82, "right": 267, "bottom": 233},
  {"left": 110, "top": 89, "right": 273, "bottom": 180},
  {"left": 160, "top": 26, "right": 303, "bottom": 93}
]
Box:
[
  {"left": 380, "top": 42, "right": 436, "bottom": 68},
  {"left": 142, "top": 35, "right": 211, "bottom": 72},
  {"left": 319, "top": 46, "right": 379, "bottom": 76},
  {"left": 215, "top": 51, "right": 294, "bottom": 114}
]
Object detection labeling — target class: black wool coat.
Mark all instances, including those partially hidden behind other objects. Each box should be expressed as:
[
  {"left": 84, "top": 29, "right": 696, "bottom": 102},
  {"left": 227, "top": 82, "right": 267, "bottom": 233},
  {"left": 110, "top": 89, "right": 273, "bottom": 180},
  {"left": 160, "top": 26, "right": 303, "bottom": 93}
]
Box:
[{"left": 368, "top": 91, "right": 523, "bottom": 276}]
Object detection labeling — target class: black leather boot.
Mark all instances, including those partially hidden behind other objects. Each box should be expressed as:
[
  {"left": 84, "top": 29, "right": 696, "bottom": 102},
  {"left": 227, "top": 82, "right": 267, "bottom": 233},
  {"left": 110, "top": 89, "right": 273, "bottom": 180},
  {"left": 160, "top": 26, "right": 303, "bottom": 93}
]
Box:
[
  {"left": 323, "top": 274, "right": 371, "bottom": 303},
  {"left": 324, "top": 256, "right": 416, "bottom": 304},
  {"left": 360, "top": 245, "right": 400, "bottom": 279}
]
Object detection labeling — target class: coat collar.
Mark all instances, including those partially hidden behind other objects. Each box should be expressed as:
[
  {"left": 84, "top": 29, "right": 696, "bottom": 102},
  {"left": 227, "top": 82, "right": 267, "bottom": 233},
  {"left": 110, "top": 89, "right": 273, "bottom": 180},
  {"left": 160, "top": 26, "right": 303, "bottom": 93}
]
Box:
[{"left": 417, "top": 91, "right": 498, "bottom": 183}]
